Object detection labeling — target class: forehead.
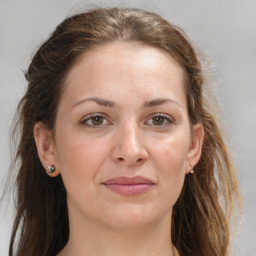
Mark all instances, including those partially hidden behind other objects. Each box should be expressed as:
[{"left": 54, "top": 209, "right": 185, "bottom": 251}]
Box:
[
  {"left": 61, "top": 42, "right": 186, "bottom": 108},
  {"left": 69, "top": 42, "right": 184, "bottom": 80}
]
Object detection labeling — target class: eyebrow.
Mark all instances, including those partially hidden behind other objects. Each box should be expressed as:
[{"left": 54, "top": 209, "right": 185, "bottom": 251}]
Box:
[
  {"left": 72, "top": 97, "right": 116, "bottom": 109},
  {"left": 143, "top": 98, "right": 181, "bottom": 108},
  {"left": 72, "top": 97, "right": 181, "bottom": 109}
]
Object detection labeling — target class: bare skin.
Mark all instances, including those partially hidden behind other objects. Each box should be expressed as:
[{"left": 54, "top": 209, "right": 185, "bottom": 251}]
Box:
[{"left": 34, "top": 42, "right": 203, "bottom": 256}]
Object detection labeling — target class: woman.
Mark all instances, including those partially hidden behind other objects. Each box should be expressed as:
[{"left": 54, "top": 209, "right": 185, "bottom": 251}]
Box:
[{"left": 8, "top": 7, "right": 241, "bottom": 256}]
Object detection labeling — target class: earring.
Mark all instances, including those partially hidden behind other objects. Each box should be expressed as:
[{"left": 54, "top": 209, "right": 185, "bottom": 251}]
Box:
[
  {"left": 46, "top": 165, "right": 56, "bottom": 173},
  {"left": 190, "top": 169, "right": 194, "bottom": 174}
]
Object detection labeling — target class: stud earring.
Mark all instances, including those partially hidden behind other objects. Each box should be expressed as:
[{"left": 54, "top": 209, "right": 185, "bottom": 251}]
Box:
[
  {"left": 190, "top": 169, "right": 194, "bottom": 174},
  {"left": 46, "top": 165, "right": 56, "bottom": 173}
]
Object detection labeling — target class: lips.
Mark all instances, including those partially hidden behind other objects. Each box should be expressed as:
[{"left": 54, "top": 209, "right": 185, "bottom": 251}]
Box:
[{"left": 102, "top": 176, "right": 155, "bottom": 196}]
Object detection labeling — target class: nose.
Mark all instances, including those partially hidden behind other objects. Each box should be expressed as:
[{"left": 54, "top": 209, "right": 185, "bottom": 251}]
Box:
[{"left": 111, "top": 123, "right": 149, "bottom": 166}]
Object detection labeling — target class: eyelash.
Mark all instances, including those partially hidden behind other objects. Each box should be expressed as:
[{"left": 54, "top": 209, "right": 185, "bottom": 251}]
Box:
[
  {"left": 80, "top": 113, "right": 173, "bottom": 128},
  {"left": 80, "top": 113, "right": 111, "bottom": 128},
  {"left": 145, "top": 114, "right": 173, "bottom": 127}
]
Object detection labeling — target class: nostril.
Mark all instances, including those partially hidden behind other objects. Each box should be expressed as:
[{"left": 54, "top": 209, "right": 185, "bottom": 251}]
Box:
[
  {"left": 137, "top": 158, "right": 143, "bottom": 163},
  {"left": 115, "top": 156, "right": 146, "bottom": 165}
]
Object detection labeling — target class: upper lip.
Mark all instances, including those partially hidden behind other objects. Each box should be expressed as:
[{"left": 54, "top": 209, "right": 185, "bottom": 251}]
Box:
[{"left": 103, "top": 176, "right": 155, "bottom": 185}]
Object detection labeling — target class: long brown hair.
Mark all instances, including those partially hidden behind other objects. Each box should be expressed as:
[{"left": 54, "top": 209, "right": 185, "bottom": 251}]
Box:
[{"left": 8, "top": 7, "right": 241, "bottom": 256}]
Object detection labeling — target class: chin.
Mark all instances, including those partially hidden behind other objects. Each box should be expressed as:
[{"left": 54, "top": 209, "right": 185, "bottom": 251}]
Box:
[{"left": 100, "top": 203, "right": 169, "bottom": 230}]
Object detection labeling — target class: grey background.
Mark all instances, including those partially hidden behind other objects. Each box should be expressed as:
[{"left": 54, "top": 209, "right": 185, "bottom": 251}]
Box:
[{"left": 0, "top": 0, "right": 255, "bottom": 255}]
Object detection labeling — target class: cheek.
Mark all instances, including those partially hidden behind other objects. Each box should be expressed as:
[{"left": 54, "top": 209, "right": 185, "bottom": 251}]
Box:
[
  {"left": 153, "top": 132, "right": 189, "bottom": 172},
  {"left": 55, "top": 132, "right": 109, "bottom": 190},
  {"left": 151, "top": 134, "right": 189, "bottom": 200},
  {"left": 55, "top": 136, "right": 112, "bottom": 215}
]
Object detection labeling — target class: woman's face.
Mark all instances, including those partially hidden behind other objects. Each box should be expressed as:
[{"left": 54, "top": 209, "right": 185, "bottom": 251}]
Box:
[{"left": 42, "top": 43, "right": 203, "bottom": 229}]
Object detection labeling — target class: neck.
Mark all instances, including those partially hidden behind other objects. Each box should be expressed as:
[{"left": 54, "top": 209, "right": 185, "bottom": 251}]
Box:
[{"left": 59, "top": 209, "right": 177, "bottom": 256}]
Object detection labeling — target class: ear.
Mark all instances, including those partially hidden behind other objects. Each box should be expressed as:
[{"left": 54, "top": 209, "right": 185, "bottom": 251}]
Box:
[
  {"left": 185, "top": 123, "right": 204, "bottom": 174},
  {"left": 34, "top": 122, "right": 60, "bottom": 177}
]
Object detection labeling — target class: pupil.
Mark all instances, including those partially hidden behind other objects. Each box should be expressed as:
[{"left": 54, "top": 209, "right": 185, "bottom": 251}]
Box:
[
  {"left": 153, "top": 116, "right": 164, "bottom": 125},
  {"left": 92, "top": 116, "right": 103, "bottom": 125}
]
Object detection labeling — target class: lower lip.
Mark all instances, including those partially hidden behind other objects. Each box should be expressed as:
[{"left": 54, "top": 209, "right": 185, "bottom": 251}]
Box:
[{"left": 104, "top": 184, "right": 154, "bottom": 196}]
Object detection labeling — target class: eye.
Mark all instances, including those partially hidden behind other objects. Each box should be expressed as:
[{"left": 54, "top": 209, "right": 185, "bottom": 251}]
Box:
[
  {"left": 146, "top": 114, "right": 173, "bottom": 127},
  {"left": 81, "top": 113, "right": 110, "bottom": 127}
]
